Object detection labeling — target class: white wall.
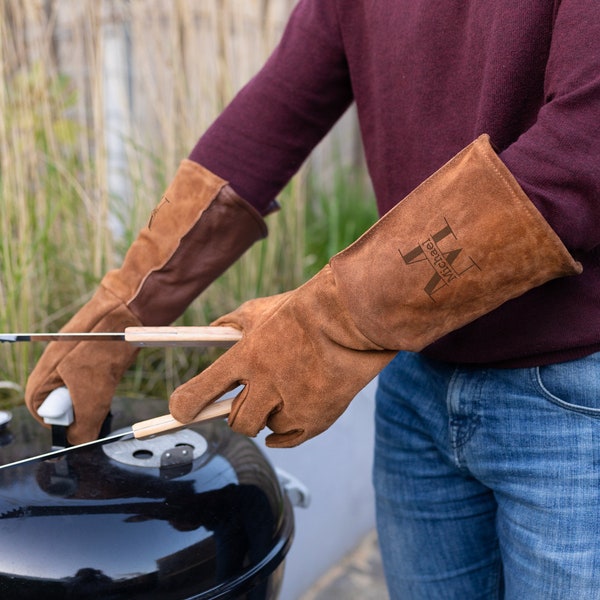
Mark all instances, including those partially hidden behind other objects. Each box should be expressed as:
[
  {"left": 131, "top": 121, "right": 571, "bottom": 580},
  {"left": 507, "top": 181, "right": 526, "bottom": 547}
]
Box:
[{"left": 259, "top": 378, "right": 379, "bottom": 600}]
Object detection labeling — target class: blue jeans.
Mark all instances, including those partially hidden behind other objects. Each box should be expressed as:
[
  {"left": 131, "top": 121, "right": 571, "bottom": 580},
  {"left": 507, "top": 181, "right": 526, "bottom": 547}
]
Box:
[{"left": 373, "top": 351, "right": 600, "bottom": 600}]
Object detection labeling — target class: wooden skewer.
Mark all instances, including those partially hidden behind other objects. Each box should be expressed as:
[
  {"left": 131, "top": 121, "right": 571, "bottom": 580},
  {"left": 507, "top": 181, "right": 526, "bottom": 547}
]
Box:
[
  {"left": 132, "top": 398, "right": 234, "bottom": 438},
  {"left": 124, "top": 326, "right": 242, "bottom": 347}
]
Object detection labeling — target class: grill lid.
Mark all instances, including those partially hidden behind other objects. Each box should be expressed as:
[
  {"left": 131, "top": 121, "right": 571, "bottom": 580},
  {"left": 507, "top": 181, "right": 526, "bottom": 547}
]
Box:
[{"left": 0, "top": 397, "right": 293, "bottom": 599}]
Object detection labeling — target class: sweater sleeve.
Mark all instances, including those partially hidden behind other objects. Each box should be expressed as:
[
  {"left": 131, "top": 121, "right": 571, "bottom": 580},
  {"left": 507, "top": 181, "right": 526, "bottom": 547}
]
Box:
[
  {"left": 500, "top": 0, "right": 600, "bottom": 253},
  {"left": 189, "top": 0, "right": 353, "bottom": 214}
]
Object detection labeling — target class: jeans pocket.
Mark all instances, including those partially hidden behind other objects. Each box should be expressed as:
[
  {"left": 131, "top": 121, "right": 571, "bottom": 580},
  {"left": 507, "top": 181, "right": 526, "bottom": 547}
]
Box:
[{"left": 534, "top": 352, "right": 600, "bottom": 416}]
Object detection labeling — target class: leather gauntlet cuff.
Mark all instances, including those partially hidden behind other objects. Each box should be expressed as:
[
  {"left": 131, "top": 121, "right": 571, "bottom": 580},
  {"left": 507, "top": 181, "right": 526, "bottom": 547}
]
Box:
[
  {"left": 103, "top": 160, "right": 268, "bottom": 326},
  {"left": 330, "top": 135, "right": 582, "bottom": 351}
]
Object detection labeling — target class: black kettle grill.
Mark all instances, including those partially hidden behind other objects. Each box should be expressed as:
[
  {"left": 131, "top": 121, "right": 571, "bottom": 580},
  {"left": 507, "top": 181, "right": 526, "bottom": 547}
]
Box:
[{"left": 0, "top": 397, "right": 298, "bottom": 599}]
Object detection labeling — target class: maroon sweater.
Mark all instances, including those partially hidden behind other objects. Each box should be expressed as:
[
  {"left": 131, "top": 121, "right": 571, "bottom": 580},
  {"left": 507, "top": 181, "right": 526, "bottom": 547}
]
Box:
[{"left": 190, "top": 0, "right": 600, "bottom": 367}]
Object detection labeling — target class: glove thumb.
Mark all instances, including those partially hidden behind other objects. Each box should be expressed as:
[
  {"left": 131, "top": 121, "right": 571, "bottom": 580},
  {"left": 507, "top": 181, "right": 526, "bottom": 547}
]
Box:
[{"left": 169, "top": 350, "right": 243, "bottom": 423}]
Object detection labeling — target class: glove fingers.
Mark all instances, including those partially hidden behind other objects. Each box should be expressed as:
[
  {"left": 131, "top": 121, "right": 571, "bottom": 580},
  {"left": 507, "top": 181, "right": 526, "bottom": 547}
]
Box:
[
  {"left": 264, "top": 406, "right": 319, "bottom": 447},
  {"left": 265, "top": 429, "right": 306, "bottom": 448},
  {"left": 25, "top": 373, "right": 68, "bottom": 428},
  {"left": 228, "top": 384, "right": 282, "bottom": 439},
  {"left": 57, "top": 341, "right": 138, "bottom": 444},
  {"left": 25, "top": 341, "right": 78, "bottom": 415}
]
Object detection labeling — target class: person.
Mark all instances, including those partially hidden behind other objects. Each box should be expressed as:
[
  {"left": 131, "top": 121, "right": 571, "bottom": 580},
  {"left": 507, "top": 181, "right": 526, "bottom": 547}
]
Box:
[{"left": 25, "top": 1, "right": 600, "bottom": 598}]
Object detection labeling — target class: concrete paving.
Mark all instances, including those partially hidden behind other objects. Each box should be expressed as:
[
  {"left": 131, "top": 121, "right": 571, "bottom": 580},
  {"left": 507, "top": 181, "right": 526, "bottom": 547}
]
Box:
[{"left": 299, "top": 530, "right": 389, "bottom": 600}]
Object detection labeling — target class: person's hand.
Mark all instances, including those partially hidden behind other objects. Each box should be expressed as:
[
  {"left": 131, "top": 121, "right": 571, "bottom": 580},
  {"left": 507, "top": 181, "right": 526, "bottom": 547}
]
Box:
[
  {"left": 25, "top": 288, "right": 141, "bottom": 445},
  {"left": 171, "top": 272, "right": 396, "bottom": 448},
  {"left": 169, "top": 136, "right": 581, "bottom": 448},
  {"left": 25, "top": 160, "right": 268, "bottom": 445}
]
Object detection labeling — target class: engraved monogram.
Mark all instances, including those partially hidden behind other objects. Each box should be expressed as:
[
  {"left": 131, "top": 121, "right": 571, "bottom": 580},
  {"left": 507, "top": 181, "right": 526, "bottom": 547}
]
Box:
[{"left": 399, "top": 219, "right": 480, "bottom": 300}]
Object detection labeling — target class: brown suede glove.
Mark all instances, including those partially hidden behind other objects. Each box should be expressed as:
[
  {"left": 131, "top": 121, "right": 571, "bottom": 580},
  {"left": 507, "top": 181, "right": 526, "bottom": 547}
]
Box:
[
  {"left": 169, "top": 136, "right": 582, "bottom": 448},
  {"left": 206, "top": 281, "right": 396, "bottom": 447},
  {"left": 26, "top": 160, "right": 268, "bottom": 444}
]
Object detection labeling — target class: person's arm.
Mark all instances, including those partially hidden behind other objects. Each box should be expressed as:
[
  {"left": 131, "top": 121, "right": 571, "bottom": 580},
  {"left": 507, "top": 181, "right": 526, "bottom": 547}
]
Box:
[
  {"left": 423, "top": 0, "right": 600, "bottom": 366},
  {"left": 189, "top": 0, "right": 353, "bottom": 212},
  {"left": 25, "top": 0, "right": 352, "bottom": 445},
  {"left": 500, "top": 0, "right": 600, "bottom": 252},
  {"left": 170, "top": 136, "right": 582, "bottom": 447}
]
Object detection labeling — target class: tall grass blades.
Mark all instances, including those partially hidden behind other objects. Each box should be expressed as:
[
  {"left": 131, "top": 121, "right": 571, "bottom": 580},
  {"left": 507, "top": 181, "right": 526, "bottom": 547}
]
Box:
[
  {"left": 0, "top": 1, "right": 369, "bottom": 405},
  {"left": 1, "top": 3, "right": 108, "bottom": 404}
]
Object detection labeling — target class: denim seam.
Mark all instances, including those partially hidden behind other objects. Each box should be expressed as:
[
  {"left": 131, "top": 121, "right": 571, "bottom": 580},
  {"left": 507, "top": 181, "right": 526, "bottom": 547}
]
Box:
[
  {"left": 532, "top": 367, "right": 600, "bottom": 418},
  {"left": 446, "top": 368, "right": 481, "bottom": 469}
]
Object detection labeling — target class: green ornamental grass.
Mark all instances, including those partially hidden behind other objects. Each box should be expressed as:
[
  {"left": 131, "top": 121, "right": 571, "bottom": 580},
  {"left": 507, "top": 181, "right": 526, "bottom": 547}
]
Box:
[{"left": 0, "top": 1, "right": 375, "bottom": 407}]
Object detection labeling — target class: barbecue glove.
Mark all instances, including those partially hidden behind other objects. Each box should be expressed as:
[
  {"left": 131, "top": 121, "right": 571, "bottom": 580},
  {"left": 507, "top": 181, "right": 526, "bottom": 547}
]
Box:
[
  {"left": 25, "top": 160, "right": 269, "bottom": 444},
  {"left": 169, "top": 135, "right": 582, "bottom": 448}
]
